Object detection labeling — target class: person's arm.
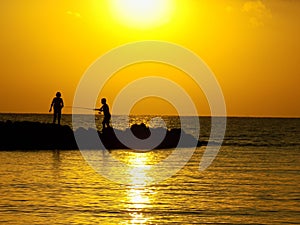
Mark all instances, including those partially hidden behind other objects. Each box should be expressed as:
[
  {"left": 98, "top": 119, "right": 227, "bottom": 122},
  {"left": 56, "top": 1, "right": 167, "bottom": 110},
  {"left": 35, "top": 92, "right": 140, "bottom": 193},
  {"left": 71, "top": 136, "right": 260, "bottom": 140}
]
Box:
[
  {"left": 49, "top": 99, "right": 54, "bottom": 112},
  {"left": 61, "top": 99, "right": 64, "bottom": 108},
  {"left": 96, "top": 105, "right": 104, "bottom": 114}
]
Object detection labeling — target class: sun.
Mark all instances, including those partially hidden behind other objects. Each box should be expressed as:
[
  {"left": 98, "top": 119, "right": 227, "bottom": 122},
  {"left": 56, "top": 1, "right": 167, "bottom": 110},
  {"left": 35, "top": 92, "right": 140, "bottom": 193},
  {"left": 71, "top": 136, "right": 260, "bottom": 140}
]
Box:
[{"left": 110, "top": 0, "right": 174, "bottom": 29}]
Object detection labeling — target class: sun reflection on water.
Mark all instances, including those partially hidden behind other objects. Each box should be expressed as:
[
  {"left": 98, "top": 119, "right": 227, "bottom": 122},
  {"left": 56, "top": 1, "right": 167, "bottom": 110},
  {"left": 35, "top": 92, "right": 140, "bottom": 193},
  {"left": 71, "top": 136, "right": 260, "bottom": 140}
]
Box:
[
  {"left": 124, "top": 152, "right": 157, "bottom": 224},
  {"left": 127, "top": 188, "right": 152, "bottom": 224}
]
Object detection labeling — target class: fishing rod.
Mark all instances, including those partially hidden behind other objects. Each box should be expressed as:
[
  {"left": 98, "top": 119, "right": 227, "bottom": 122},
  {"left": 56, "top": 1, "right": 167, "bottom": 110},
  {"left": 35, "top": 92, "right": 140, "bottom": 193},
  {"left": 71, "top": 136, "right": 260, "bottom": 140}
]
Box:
[{"left": 65, "top": 106, "right": 101, "bottom": 111}]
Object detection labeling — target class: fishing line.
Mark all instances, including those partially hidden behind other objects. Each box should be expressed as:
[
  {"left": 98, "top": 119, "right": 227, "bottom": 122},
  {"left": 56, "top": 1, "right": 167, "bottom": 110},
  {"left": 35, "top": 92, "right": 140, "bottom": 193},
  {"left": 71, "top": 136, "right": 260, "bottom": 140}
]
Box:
[{"left": 65, "top": 106, "right": 99, "bottom": 111}]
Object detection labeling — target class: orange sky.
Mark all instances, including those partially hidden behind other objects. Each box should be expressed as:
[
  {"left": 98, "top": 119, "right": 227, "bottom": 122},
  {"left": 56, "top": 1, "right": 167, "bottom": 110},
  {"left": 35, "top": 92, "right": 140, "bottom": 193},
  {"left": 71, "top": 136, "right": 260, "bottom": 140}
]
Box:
[{"left": 0, "top": 0, "right": 299, "bottom": 117}]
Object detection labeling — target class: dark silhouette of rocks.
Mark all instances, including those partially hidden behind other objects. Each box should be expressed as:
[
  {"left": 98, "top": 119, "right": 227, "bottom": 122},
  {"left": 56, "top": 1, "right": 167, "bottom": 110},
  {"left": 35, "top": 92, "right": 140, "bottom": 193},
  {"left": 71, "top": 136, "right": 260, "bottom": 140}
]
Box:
[
  {"left": 0, "top": 121, "right": 203, "bottom": 150},
  {"left": 0, "top": 121, "right": 77, "bottom": 150}
]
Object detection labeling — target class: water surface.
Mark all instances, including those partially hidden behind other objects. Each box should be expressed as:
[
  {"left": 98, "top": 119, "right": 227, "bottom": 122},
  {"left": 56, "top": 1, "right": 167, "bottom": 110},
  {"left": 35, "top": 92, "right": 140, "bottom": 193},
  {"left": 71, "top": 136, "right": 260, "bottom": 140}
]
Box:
[
  {"left": 0, "top": 147, "right": 299, "bottom": 224},
  {"left": 0, "top": 115, "right": 299, "bottom": 224}
]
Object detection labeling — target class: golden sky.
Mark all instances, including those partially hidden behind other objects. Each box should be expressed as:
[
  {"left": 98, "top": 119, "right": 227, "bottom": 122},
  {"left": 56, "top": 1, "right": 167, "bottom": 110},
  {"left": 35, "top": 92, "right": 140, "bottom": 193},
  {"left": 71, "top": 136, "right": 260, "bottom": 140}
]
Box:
[{"left": 0, "top": 0, "right": 299, "bottom": 117}]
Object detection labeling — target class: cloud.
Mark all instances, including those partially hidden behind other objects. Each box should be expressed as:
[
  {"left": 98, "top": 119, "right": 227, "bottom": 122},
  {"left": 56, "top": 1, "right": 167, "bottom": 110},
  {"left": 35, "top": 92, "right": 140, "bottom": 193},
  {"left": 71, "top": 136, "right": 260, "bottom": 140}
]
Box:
[
  {"left": 243, "top": 0, "right": 268, "bottom": 14},
  {"left": 242, "top": 0, "right": 272, "bottom": 27},
  {"left": 66, "top": 11, "right": 81, "bottom": 18}
]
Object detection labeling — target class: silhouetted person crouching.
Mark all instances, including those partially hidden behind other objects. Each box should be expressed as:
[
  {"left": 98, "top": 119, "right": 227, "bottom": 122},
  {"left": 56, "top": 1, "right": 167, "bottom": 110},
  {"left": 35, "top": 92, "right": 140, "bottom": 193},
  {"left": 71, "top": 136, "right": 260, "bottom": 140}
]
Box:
[{"left": 49, "top": 92, "right": 64, "bottom": 125}]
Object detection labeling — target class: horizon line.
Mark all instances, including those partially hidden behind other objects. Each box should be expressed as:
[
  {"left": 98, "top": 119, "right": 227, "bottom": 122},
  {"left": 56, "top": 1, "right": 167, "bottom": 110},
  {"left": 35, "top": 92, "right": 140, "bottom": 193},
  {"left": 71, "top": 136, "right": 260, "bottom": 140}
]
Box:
[{"left": 0, "top": 112, "right": 299, "bottom": 119}]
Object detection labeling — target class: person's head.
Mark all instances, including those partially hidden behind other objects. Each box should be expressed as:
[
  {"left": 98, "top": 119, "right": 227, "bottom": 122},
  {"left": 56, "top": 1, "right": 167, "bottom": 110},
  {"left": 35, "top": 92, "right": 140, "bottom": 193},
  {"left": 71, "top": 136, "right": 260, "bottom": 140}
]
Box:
[
  {"left": 101, "top": 98, "right": 106, "bottom": 104},
  {"left": 56, "top": 92, "right": 61, "bottom": 97}
]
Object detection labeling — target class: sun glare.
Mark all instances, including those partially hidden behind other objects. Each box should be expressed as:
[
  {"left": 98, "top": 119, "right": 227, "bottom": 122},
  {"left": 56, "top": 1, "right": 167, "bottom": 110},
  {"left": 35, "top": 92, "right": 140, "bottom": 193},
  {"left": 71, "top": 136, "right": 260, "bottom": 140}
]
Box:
[{"left": 111, "top": 0, "right": 174, "bottom": 29}]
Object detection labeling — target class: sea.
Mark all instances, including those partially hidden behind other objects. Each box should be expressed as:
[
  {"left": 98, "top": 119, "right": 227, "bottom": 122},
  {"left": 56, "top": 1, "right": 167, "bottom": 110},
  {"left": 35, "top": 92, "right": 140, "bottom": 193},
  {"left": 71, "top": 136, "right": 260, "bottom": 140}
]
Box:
[{"left": 0, "top": 113, "right": 299, "bottom": 225}]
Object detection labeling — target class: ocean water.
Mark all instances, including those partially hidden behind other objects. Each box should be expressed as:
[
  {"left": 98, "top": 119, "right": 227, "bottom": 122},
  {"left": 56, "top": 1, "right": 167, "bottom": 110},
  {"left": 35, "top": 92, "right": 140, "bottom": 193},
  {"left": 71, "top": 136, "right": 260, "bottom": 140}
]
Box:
[{"left": 0, "top": 114, "right": 299, "bottom": 224}]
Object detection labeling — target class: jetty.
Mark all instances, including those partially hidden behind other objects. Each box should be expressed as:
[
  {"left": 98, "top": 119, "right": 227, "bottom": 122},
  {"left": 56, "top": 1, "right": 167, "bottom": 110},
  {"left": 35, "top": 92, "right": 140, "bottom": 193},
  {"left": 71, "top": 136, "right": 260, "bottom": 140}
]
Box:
[{"left": 0, "top": 121, "right": 203, "bottom": 150}]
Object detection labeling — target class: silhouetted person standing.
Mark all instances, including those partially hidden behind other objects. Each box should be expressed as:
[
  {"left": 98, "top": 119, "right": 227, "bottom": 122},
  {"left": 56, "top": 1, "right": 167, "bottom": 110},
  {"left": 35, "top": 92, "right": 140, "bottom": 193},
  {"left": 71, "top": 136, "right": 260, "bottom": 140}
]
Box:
[
  {"left": 49, "top": 92, "right": 64, "bottom": 125},
  {"left": 98, "top": 98, "right": 111, "bottom": 130}
]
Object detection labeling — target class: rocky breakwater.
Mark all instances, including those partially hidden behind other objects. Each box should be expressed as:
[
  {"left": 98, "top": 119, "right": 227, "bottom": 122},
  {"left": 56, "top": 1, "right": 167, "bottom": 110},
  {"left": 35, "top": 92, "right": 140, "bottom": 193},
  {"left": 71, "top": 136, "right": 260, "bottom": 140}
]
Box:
[{"left": 0, "top": 121, "right": 202, "bottom": 150}]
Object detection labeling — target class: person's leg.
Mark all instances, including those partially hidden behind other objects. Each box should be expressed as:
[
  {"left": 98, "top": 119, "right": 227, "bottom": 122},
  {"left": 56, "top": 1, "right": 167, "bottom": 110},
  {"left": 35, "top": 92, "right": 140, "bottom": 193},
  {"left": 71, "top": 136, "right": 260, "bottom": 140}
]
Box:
[
  {"left": 57, "top": 110, "right": 61, "bottom": 125},
  {"left": 106, "top": 115, "right": 111, "bottom": 127},
  {"left": 53, "top": 112, "right": 57, "bottom": 124}
]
